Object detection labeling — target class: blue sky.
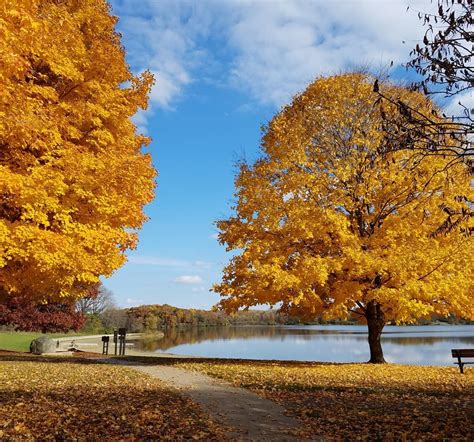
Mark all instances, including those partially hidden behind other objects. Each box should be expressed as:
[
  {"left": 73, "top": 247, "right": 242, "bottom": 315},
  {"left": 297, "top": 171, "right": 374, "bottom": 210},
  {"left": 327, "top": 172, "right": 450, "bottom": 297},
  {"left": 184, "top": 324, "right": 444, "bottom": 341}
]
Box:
[{"left": 104, "top": 0, "right": 440, "bottom": 309}]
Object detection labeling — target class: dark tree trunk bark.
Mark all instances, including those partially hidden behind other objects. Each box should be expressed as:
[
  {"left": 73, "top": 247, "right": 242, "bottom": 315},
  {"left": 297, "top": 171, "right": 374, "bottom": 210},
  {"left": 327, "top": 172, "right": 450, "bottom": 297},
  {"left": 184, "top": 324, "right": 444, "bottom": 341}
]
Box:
[{"left": 366, "top": 300, "right": 386, "bottom": 363}]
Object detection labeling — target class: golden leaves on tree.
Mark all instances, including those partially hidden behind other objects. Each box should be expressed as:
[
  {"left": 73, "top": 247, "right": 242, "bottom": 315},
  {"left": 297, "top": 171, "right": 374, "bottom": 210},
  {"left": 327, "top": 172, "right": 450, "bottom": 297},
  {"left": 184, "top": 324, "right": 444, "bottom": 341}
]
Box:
[
  {"left": 214, "top": 73, "right": 474, "bottom": 327},
  {"left": 0, "top": 1, "right": 156, "bottom": 302}
]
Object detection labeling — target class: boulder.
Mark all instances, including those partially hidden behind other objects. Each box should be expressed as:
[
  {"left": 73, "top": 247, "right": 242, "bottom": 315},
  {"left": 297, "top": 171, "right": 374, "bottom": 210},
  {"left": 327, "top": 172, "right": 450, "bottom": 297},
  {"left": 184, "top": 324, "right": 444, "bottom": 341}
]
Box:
[{"left": 30, "top": 336, "right": 57, "bottom": 355}]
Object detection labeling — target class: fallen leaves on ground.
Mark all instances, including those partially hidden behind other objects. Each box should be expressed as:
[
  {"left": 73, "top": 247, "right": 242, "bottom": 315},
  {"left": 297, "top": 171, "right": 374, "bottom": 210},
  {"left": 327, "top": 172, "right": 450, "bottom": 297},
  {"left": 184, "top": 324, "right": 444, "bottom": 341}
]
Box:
[
  {"left": 180, "top": 361, "right": 474, "bottom": 440},
  {"left": 0, "top": 361, "right": 226, "bottom": 441}
]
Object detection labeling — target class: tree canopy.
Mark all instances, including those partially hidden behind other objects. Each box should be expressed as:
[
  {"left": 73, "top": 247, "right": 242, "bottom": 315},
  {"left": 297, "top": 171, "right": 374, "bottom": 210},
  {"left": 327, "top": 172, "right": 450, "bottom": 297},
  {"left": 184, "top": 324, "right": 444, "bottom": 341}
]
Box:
[
  {"left": 214, "top": 73, "right": 474, "bottom": 362},
  {"left": 0, "top": 0, "right": 156, "bottom": 303}
]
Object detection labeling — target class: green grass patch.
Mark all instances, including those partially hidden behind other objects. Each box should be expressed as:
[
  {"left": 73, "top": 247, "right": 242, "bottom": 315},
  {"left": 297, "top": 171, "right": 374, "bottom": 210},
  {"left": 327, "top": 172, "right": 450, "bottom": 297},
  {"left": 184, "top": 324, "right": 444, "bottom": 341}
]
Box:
[{"left": 0, "top": 331, "right": 80, "bottom": 352}]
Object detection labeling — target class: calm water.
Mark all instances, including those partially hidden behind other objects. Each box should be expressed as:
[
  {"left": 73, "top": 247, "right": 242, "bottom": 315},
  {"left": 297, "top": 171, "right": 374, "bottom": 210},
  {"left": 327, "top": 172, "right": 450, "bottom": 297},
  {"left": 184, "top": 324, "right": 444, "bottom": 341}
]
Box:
[{"left": 135, "top": 325, "right": 474, "bottom": 365}]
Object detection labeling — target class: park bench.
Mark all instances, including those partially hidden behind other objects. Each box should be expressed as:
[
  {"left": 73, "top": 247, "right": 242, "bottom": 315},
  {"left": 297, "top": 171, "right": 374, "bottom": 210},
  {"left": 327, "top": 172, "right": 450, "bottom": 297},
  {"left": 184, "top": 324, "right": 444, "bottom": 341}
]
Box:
[{"left": 451, "top": 349, "right": 474, "bottom": 373}]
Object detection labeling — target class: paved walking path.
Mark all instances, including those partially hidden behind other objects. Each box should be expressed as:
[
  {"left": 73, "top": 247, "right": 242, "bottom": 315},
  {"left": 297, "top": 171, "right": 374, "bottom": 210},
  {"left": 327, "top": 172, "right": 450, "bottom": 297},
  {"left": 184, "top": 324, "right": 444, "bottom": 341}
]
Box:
[{"left": 112, "top": 361, "right": 303, "bottom": 440}]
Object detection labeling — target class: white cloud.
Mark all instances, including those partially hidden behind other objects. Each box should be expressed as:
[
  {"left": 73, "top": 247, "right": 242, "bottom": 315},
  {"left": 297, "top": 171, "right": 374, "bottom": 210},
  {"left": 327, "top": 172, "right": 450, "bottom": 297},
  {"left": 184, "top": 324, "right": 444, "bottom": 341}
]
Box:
[
  {"left": 125, "top": 298, "right": 144, "bottom": 307},
  {"left": 111, "top": 0, "right": 212, "bottom": 110},
  {"left": 225, "top": 0, "right": 424, "bottom": 107},
  {"left": 112, "top": 0, "right": 431, "bottom": 112},
  {"left": 192, "top": 286, "right": 206, "bottom": 292},
  {"left": 174, "top": 275, "right": 204, "bottom": 285},
  {"left": 209, "top": 233, "right": 219, "bottom": 240},
  {"left": 444, "top": 91, "right": 474, "bottom": 119},
  {"left": 127, "top": 255, "right": 214, "bottom": 270},
  {"left": 131, "top": 109, "right": 149, "bottom": 135},
  {"left": 194, "top": 260, "right": 213, "bottom": 269}
]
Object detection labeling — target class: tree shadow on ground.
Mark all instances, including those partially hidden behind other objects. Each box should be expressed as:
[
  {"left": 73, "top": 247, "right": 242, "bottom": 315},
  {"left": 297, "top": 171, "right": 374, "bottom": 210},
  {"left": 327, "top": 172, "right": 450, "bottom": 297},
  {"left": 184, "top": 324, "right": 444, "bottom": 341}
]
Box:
[{"left": 0, "top": 352, "right": 103, "bottom": 365}]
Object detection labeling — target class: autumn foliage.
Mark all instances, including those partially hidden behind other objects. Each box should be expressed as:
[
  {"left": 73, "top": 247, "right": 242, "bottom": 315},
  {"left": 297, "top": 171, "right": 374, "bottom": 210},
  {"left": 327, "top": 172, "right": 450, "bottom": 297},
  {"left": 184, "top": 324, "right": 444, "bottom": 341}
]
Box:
[
  {"left": 0, "top": 297, "right": 85, "bottom": 333},
  {"left": 0, "top": 0, "right": 156, "bottom": 303},
  {"left": 214, "top": 74, "right": 474, "bottom": 362},
  {"left": 184, "top": 361, "right": 474, "bottom": 440},
  {"left": 0, "top": 362, "right": 225, "bottom": 440}
]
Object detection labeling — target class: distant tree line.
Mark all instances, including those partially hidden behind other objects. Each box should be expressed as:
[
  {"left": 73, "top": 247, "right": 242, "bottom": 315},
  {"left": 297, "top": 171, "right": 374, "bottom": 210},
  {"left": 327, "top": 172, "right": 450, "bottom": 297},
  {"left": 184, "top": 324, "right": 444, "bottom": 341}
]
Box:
[
  {"left": 81, "top": 304, "right": 303, "bottom": 334},
  {"left": 1, "top": 294, "right": 471, "bottom": 334},
  {"left": 81, "top": 303, "right": 472, "bottom": 335}
]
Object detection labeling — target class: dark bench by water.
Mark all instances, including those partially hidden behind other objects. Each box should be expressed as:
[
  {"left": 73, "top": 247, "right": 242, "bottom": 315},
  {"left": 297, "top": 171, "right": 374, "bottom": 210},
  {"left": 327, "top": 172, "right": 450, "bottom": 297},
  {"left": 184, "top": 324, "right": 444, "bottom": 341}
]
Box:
[{"left": 451, "top": 349, "right": 474, "bottom": 373}]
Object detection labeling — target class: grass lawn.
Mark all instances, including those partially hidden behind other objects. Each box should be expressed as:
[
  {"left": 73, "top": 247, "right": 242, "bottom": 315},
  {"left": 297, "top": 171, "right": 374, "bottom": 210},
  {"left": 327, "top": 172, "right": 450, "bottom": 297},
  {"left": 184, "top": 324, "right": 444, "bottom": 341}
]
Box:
[
  {"left": 0, "top": 331, "right": 82, "bottom": 352},
  {"left": 179, "top": 360, "right": 474, "bottom": 440},
  {"left": 0, "top": 360, "right": 225, "bottom": 440}
]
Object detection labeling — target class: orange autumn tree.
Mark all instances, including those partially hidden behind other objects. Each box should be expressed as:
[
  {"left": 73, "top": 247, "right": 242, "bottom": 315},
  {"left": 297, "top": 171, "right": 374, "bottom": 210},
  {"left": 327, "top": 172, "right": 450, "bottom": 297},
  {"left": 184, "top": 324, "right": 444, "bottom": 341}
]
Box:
[
  {"left": 214, "top": 74, "right": 474, "bottom": 363},
  {"left": 0, "top": 0, "right": 156, "bottom": 303}
]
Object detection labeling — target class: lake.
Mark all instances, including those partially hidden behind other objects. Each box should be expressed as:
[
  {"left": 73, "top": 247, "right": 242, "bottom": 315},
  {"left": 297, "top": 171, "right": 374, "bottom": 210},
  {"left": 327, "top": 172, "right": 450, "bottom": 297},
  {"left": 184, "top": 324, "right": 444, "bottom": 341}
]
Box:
[{"left": 134, "top": 324, "right": 474, "bottom": 365}]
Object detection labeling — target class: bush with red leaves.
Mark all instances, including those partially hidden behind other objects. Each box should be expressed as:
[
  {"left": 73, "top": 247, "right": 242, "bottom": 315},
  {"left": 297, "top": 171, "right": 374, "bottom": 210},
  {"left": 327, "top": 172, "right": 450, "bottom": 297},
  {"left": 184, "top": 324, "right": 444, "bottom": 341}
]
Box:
[{"left": 0, "top": 297, "right": 85, "bottom": 333}]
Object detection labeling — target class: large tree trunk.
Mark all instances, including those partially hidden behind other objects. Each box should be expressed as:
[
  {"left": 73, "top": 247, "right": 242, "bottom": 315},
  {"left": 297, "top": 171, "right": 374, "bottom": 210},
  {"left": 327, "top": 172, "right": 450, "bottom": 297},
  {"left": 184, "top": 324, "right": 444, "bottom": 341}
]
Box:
[{"left": 366, "top": 300, "right": 386, "bottom": 363}]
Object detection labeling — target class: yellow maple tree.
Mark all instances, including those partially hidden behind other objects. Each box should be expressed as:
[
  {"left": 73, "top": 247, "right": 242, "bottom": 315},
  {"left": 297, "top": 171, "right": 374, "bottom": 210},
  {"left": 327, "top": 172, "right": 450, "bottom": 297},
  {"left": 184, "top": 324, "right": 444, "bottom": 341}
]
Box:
[
  {"left": 0, "top": 0, "right": 156, "bottom": 303},
  {"left": 214, "top": 73, "right": 474, "bottom": 363}
]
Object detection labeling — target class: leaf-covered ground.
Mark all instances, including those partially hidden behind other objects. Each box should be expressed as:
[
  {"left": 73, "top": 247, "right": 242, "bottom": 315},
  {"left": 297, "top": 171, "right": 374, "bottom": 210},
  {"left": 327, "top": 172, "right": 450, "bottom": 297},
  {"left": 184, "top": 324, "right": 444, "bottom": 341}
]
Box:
[
  {"left": 180, "top": 361, "right": 474, "bottom": 440},
  {"left": 0, "top": 361, "right": 226, "bottom": 441}
]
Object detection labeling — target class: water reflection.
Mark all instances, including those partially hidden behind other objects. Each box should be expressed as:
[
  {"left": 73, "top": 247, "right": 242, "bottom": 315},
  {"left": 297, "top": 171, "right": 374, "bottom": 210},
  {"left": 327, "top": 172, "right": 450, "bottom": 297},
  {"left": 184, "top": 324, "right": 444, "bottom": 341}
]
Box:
[{"left": 135, "top": 325, "right": 474, "bottom": 366}]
